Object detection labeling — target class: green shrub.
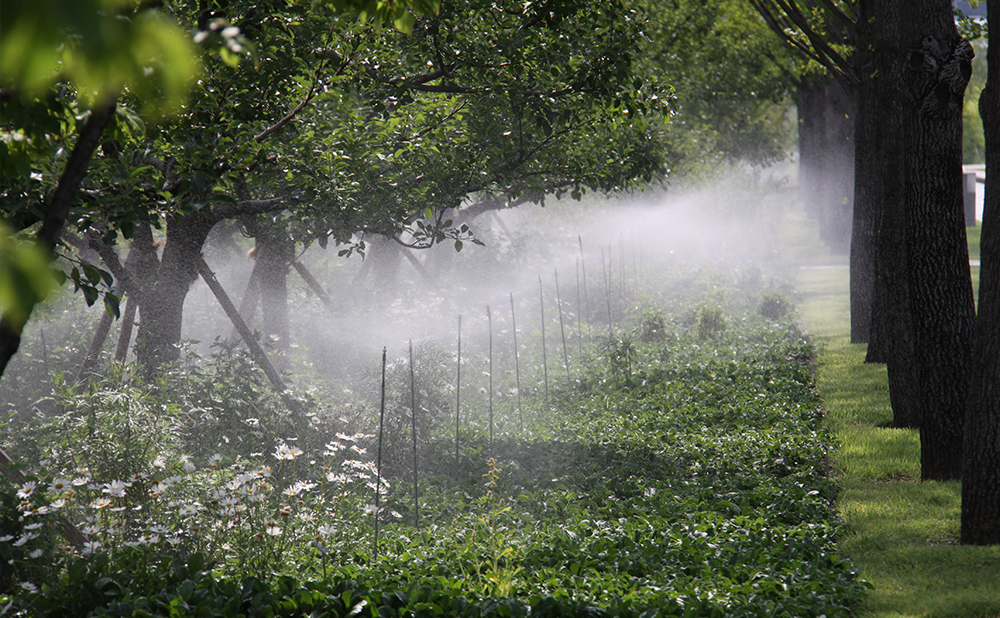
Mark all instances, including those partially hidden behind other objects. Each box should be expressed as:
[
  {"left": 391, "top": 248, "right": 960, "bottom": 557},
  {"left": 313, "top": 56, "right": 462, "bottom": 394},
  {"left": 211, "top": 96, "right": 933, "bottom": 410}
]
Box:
[
  {"left": 696, "top": 305, "right": 726, "bottom": 339},
  {"left": 759, "top": 290, "right": 791, "bottom": 320}
]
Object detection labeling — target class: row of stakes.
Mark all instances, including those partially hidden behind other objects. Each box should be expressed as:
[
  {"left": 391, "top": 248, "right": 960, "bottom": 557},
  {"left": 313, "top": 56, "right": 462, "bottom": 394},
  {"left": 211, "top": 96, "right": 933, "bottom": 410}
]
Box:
[{"left": 370, "top": 236, "right": 646, "bottom": 558}]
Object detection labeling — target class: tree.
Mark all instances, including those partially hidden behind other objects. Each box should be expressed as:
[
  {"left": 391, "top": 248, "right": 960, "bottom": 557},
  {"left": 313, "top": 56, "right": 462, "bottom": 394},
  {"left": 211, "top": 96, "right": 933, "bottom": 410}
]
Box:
[
  {"left": 640, "top": 0, "right": 797, "bottom": 171},
  {"left": 961, "top": 0, "right": 1000, "bottom": 545},
  {"left": 3, "top": 0, "right": 672, "bottom": 374},
  {"left": 0, "top": 0, "right": 201, "bottom": 376},
  {"left": 752, "top": 0, "right": 976, "bottom": 479},
  {"left": 796, "top": 73, "right": 854, "bottom": 253}
]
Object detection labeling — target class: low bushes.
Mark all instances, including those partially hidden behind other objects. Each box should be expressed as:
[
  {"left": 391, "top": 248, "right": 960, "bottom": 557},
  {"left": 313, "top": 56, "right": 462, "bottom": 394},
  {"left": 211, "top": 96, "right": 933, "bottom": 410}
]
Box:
[{"left": 1, "top": 271, "right": 866, "bottom": 617}]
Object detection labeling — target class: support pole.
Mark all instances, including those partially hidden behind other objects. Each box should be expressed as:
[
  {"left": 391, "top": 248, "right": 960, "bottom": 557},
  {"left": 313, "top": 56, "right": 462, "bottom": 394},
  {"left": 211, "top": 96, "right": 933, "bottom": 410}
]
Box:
[
  {"left": 229, "top": 260, "right": 261, "bottom": 341},
  {"left": 291, "top": 260, "right": 336, "bottom": 311},
  {"left": 196, "top": 256, "right": 295, "bottom": 411},
  {"left": 114, "top": 296, "right": 137, "bottom": 361}
]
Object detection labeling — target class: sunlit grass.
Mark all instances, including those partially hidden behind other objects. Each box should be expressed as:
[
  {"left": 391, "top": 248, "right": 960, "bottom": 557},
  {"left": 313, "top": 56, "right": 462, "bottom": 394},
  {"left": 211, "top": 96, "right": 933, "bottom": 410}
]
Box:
[{"left": 793, "top": 214, "right": 1000, "bottom": 618}]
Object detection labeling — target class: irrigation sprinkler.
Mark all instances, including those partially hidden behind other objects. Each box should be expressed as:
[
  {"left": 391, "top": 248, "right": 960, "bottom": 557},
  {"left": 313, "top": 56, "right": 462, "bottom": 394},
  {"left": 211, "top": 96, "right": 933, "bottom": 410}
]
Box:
[
  {"left": 455, "top": 314, "right": 462, "bottom": 470},
  {"left": 539, "top": 276, "right": 550, "bottom": 406},
  {"left": 487, "top": 305, "right": 494, "bottom": 450},
  {"left": 409, "top": 339, "right": 419, "bottom": 528},
  {"left": 510, "top": 293, "right": 523, "bottom": 431},
  {"left": 602, "top": 247, "right": 613, "bottom": 338},
  {"left": 554, "top": 268, "right": 570, "bottom": 379},
  {"left": 375, "top": 347, "right": 386, "bottom": 561}
]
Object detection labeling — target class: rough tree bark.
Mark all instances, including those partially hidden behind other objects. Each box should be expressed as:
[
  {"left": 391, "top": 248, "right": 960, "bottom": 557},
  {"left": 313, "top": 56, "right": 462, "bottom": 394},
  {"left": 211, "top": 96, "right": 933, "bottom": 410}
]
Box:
[
  {"left": 254, "top": 228, "right": 295, "bottom": 359},
  {"left": 900, "top": 0, "right": 976, "bottom": 481},
  {"left": 961, "top": 0, "right": 1000, "bottom": 545},
  {"left": 849, "top": 10, "right": 881, "bottom": 346},
  {"left": 134, "top": 212, "right": 216, "bottom": 370},
  {"left": 867, "top": 0, "right": 921, "bottom": 428}
]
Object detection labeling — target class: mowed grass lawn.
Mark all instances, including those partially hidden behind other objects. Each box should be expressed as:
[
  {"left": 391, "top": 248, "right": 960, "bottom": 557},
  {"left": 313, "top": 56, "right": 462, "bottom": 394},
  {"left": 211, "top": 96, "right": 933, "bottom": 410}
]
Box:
[{"left": 790, "top": 213, "right": 1000, "bottom": 618}]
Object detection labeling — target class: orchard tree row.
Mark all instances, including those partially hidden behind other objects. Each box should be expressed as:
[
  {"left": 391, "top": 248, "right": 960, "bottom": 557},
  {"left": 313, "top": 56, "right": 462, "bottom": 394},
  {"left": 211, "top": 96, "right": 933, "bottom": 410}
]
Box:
[{"left": 1, "top": 0, "right": 796, "bottom": 375}]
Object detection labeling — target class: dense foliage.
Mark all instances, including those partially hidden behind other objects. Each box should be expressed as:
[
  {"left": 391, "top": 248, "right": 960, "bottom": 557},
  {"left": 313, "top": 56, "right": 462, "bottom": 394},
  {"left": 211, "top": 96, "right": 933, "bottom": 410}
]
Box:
[{"left": 0, "top": 263, "right": 866, "bottom": 616}]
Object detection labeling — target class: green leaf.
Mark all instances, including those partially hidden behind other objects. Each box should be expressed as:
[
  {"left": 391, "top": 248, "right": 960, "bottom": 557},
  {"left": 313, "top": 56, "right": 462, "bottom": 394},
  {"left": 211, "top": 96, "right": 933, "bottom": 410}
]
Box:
[
  {"left": 0, "top": 226, "right": 57, "bottom": 329},
  {"left": 394, "top": 11, "right": 416, "bottom": 34},
  {"left": 103, "top": 295, "right": 120, "bottom": 319}
]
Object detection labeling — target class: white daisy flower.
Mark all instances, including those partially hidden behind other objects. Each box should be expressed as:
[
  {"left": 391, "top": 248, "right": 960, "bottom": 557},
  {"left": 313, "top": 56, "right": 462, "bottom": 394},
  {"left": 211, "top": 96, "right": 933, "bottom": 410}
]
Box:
[
  {"left": 16, "top": 481, "right": 37, "bottom": 500},
  {"left": 48, "top": 478, "right": 72, "bottom": 493},
  {"left": 102, "top": 480, "right": 127, "bottom": 498}
]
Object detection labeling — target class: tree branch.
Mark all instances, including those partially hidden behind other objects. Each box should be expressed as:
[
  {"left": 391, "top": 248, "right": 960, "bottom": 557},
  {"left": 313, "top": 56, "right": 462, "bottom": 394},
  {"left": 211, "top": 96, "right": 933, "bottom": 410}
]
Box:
[
  {"left": 750, "top": 0, "right": 857, "bottom": 89},
  {"left": 38, "top": 98, "right": 118, "bottom": 252},
  {"left": 213, "top": 194, "right": 298, "bottom": 219},
  {"left": 772, "top": 0, "right": 856, "bottom": 82},
  {"left": 84, "top": 230, "right": 148, "bottom": 307}
]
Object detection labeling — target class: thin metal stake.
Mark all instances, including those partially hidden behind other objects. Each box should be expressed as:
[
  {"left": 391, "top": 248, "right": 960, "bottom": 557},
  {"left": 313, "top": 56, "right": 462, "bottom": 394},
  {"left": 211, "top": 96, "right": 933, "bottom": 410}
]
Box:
[
  {"left": 375, "top": 347, "right": 386, "bottom": 561},
  {"left": 539, "top": 276, "right": 549, "bottom": 406},
  {"left": 603, "top": 247, "right": 613, "bottom": 338},
  {"left": 510, "top": 293, "right": 523, "bottom": 431},
  {"left": 409, "top": 339, "right": 419, "bottom": 528},
  {"left": 554, "top": 268, "right": 570, "bottom": 379},
  {"left": 575, "top": 258, "right": 583, "bottom": 360},
  {"left": 455, "top": 315, "right": 462, "bottom": 469},
  {"left": 619, "top": 235, "right": 626, "bottom": 303},
  {"left": 487, "top": 305, "right": 494, "bottom": 449},
  {"left": 579, "top": 236, "right": 591, "bottom": 342}
]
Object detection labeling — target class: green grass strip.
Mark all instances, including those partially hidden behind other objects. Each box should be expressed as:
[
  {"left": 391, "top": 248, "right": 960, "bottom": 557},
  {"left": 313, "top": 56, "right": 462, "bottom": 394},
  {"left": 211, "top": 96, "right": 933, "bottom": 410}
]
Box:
[{"left": 794, "top": 218, "right": 1000, "bottom": 618}]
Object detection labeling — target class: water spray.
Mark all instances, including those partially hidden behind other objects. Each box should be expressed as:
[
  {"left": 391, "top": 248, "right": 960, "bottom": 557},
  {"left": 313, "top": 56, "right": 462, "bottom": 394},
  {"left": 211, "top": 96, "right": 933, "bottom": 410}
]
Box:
[{"left": 510, "top": 293, "right": 523, "bottom": 431}]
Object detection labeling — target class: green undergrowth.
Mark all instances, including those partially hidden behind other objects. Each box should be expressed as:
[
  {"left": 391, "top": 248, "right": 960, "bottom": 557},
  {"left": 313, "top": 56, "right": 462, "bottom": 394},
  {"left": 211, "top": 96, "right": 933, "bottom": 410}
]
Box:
[
  {"left": 1, "top": 265, "right": 869, "bottom": 617},
  {"left": 797, "top": 237, "right": 1000, "bottom": 618}
]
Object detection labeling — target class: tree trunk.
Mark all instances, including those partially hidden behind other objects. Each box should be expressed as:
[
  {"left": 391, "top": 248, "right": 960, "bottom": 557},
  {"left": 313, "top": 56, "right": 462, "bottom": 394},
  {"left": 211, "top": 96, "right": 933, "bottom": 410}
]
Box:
[
  {"left": 229, "top": 258, "right": 261, "bottom": 340},
  {"left": 819, "top": 78, "right": 855, "bottom": 253},
  {"left": 254, "top": 229, "right": 294, "bottom": 358},
  {"left": 797, "top": 78, "right": 824, "bottom": 220},
  {"left": 961, "top": 0, "right": 1000, "bottom": 545},
  {"left": 114, "top": 222, "right": 160, "bottom": 361},
  {"left": 798, "top": 75, "right": 854, "bottom": 254},
  {"left": 899, "top": 0, "right": 976, "bottom": 481},
  {"left": 850, "top": 21, "right": 880, "bottom": 345},
  {"left": 869, "top": 0, "right": 921, "bottom": 427},
  {"left": 134, "top": 212, "right": 215, "bottom": 371}
]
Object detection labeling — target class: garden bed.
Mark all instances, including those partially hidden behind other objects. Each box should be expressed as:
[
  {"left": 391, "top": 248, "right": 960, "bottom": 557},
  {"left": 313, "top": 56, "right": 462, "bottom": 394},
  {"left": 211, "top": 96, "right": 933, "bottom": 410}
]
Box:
[{"left": 1, "top": 266, "right": 867, "bottom": 617}]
